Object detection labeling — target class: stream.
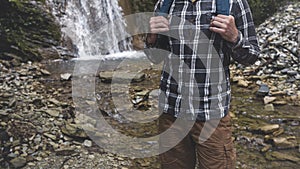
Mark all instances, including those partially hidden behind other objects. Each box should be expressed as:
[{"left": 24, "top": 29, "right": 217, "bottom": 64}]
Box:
[{"left": 43, "top": 56, "right": 299, "bottom": 169}]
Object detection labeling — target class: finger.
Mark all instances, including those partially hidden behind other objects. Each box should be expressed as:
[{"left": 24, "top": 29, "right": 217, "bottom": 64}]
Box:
[
  {"left": 150, "top": 16, "right": 169, "bottom": 26},
  {"left": 212, "top": 16, "right": 230, "bottom": 25},
  {"left": 151, "top": 27, "right": 170, "bottom": 33},
  {"left": 150, "top": 22, "right": 169, "bottom": 30},
  {"left": 209, "top": 26, "right": 225, "bottom": 34},
  {"left": 210, "top": 20, "right": 226, "bottom": 29}
]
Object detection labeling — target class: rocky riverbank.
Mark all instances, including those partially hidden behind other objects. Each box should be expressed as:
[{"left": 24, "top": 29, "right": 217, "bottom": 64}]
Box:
[{"left": 230, "top": 2, "right": 300, "bottom": 107}]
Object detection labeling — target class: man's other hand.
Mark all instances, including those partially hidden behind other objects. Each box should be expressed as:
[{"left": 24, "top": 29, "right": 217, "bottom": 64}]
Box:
[
  {"left": 146, "top": 16, "right": 170, "bottom": 45},
  {"left": 209, "top": 15, "right": 239, "bottom": 43},
  {"left": 149, "top": 16, "right": 170, "bottom": 33}
]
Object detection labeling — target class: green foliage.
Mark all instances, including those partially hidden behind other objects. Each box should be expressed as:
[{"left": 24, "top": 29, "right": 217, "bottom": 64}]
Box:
[
  {"left": 128, "top": 0, "right": 157, "bottom": 13},
  {"left": 0, "top": 0, "right": 61, "bottom": 61},
  {"left": 247, "top": 0, "right": 297, "bottom": 25}
]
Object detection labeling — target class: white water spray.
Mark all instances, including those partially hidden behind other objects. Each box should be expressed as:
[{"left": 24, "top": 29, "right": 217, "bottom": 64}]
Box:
[{"left": 47, "top": 0, "right": 132, "bottom": 58}]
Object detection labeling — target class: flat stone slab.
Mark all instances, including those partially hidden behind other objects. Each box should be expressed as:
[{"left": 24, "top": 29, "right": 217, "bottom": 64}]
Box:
[{"left": 99, "top": 71, "right": 145, "bottom": 83}]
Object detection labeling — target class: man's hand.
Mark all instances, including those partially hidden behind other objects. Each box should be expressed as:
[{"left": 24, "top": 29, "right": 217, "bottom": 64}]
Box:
[
  {"left": 147, "top": 16, "right": 170, "bottom": 44},
  {"left": 209, "top": 15, "right": 239, "bottom": 43},
  {"left": 149, "top": 16, "right": 170, "bottom": 33}
]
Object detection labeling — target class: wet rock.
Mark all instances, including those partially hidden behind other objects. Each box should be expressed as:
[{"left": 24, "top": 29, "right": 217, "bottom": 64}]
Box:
[
  {"left": 99, "top": 71, "right": 145, "bottom": 83},
  {"left": 232, "top": 76, "right": 244, "bottom": 83},
  {"left": 261, "top": 144, "right": 271, "bottom": 153},
  {"left": 291, "top": 121, "right": 299, "bottom": 126},
  {"left": 259, "top": 124, "right": 279, "bottom": 134},
  {"left": 272, "top": 128, "right": 284, "bottom": 137},
  {"left": 287, "top": 70, "right": 298, "bottom": 76},
  {"left": 272, "top": 137, "right": 297, "bottom": 149},
  {"left": 237, "top": 79, "right": 249, "bottom": 88},
  {"left": 55, "top": 147, "right": 76, "bottom": 156},
  {"left": 43, "top": 133, "right": 57, "bottom": 141},
  {"left": 44, "top": 109, "right": 60, "bottom": 117},
  {"left": 257, "top": 84, "right": 269, "bottom": 96},
  {"left": 40, "top": 69, "right": 51, "bottom": 75},
  {"left": 83, "top": 139, "right": 92, "bottom": 147},
  {"left": 264, "top": 104, "right": 274, "bottom": 112},
  {"left": 263, "top": 96, "right": 276, "bottom": 104},
  {"left": 272, "top": 100, "right": 287, "bottom": 105},
  {"left": 61, "top": 122, "right": 88, "bottom": 138},
  {"left": 266, "top": 151, "right": 300, "bottom": 163},
  {"left": 10, "top": 157, "right": 27, "bottom": 168},
  {"left": 0, "top": 110, "right": 9, "bottom": 116},
  {"left": 48, "top": 98, "right": 62, "bottom": 106},
  {"left": 61, "top": 73, "right": 72, "bottom": 81}
]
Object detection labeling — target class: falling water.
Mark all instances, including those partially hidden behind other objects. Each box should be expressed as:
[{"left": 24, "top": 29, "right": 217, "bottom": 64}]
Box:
[{"left": 47, "top": 0, "right": 132, "bottom": 58}]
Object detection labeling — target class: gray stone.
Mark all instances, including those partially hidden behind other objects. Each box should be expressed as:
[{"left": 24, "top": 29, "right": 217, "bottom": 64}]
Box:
[
  {"left": 10, "top": 157, "right": 27, "bottom": 168},
  {"left": 266, "top": 151, "right": 300, "bottom": 163},
  {"left": 61, "top": 73, "right": 72, "bottom": 81},
  {"left": 259, "top": 124, "right": 279, "bottom": 134},
  {"left": 280, "top": 68, "right": 289, "bottom": 74},
  {"left": 45, "top": 109, "right": 60, "bottom": 117},
  {"left": 44, "top": 133, "right": 57, "bottom": 140},
  {"left": 272, "top": 100, "right": 287, "bottom": 105},
  {"left": 287, "top": 70, "right": 298, "bottom": 76},
  {"left": 40, "top": 69, "right": 51, "bottom": 75},
  {"left": 264, "top": 104, "right": 275, "bottom": 112},
  {"left": 272, "top": 137, "right": 297, "bottom": 149},
  {"left": 263, "top": 96, "right": 276, "bottom": 104},
  {"left": 48, "top": 98, "right": 61, "bottom": 106},
  {"left": 0, "top": 110, "right": 8, "bottom": 116},
  {"left": 83, "top": 139, "right": 92, "bottom": 147},
  {"left": 237, "top": 79, "right": 249, "bottom": 88},
  {"left": 99, "top": 71, "right": 145, "bottom": 83},
  {"left": 61, "top": 122, "right": 88, "bottom": 138},
  {"left": 257, "top": 84, "right": 269, "bottom": 96}
]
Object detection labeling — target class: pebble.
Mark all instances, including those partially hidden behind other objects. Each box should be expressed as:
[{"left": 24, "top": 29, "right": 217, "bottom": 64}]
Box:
[
  {"left": 60, "top": 73, "right": 72, "bottom": 81},
  {"left": 264, "top": 104, "right": 275, "bottom": 112},
  {"left": 83, "top": 139, "right": 92, "bottom": 147}
]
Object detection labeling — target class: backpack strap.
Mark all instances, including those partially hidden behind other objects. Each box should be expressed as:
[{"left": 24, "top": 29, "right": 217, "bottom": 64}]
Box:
[
  {"left": 157, "top": 0, "right": 174, "bottom": 17},
  {"left": 216, "top": 0, "right": 230, "bottom": 15}
]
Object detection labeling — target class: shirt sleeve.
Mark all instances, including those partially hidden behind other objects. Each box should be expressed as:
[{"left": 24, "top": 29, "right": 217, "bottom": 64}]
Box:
[{"left": 227, "top": 0, "right": 260, "bottom": 66}]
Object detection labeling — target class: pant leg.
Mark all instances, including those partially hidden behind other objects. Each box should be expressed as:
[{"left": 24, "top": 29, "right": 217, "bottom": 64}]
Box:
[
  {"left": 191, "top": 114, "right": 236, "bottom": 169},
  {"left": 159, "top": 113, "right": 196, "bottom": 169}
]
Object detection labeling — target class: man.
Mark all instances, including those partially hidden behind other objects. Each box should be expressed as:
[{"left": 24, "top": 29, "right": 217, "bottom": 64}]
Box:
[{"left": 144, "top": 0, "right": 260, "bottom": 168}]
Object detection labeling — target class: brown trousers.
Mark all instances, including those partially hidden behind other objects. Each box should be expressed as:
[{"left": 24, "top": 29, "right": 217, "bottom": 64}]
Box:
[{"left": 159, "top": 113, "right": 236, "bottom": 169}]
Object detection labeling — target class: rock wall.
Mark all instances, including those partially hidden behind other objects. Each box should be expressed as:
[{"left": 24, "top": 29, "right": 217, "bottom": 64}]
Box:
[{"left": 0, "top": 0, "right": 61, "bottom": 62}]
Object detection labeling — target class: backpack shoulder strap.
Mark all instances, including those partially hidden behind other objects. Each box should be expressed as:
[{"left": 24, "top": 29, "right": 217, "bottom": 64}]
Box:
[{"left": 216, "top": 0, "right": 230, "bottom": 15}]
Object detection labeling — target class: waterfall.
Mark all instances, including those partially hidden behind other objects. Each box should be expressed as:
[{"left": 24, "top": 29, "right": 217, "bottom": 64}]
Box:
[{"left": 47, "top": 0, "right": 132, "bottom": 58}]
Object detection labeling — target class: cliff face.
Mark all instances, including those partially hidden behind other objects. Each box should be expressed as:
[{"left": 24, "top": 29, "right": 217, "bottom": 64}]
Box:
[{"left": 0, "top": 0, "right": 61, "bottom": 62}]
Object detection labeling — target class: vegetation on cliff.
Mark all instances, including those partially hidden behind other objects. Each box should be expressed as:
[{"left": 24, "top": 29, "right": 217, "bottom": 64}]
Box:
[{"left": 0, "top": 0, "right": 61, "bottom": 62}]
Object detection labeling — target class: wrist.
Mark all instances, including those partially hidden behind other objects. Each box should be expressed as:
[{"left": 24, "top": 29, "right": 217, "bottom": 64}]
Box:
[{"left": 146, "top": 33, "right": 157, "bottom": 47}]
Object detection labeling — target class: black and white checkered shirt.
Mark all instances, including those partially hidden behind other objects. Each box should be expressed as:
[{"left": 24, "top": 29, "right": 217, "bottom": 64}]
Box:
[{"left": 145, "top": 0, "right": 260, "bottom": 121}]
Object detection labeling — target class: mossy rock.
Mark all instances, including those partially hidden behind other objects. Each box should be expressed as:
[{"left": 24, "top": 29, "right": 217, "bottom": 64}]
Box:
[{"left": 0, "top": 0, "right": 61, "bottom": 62}]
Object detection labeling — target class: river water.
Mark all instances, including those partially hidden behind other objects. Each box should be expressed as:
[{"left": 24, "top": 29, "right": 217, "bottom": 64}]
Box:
[{"left": 44, "top": 56, "right": 300, "bottom": 168}]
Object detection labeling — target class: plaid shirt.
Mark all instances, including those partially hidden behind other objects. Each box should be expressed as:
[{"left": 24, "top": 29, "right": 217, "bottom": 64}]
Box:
[{"left": 145, "top": 0, "right": 260, "bottom": 121}]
